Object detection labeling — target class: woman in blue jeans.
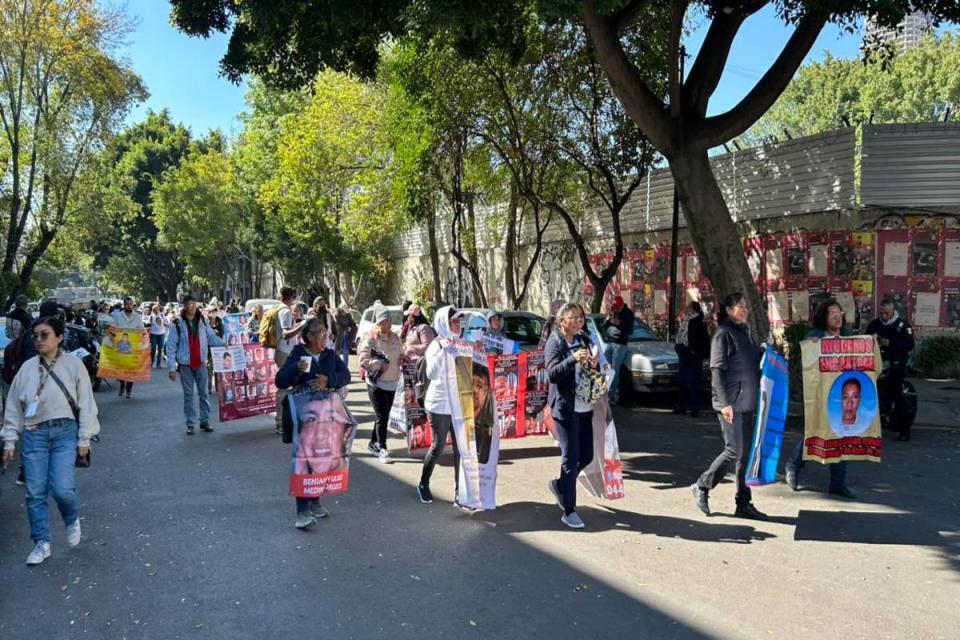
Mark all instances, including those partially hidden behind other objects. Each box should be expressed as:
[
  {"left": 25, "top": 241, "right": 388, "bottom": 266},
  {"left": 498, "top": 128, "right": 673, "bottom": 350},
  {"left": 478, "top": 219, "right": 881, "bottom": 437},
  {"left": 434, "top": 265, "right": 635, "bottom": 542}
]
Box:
[{"left": 2, "top": 316, "right": 101, "bottom": 566}]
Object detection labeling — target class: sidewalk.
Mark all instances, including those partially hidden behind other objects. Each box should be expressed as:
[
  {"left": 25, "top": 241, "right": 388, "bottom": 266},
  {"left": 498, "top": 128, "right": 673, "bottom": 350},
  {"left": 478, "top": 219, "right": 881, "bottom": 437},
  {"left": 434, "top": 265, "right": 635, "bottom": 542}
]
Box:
[{"left": 910, "top": 377, "right": 960, "bottom": 429}]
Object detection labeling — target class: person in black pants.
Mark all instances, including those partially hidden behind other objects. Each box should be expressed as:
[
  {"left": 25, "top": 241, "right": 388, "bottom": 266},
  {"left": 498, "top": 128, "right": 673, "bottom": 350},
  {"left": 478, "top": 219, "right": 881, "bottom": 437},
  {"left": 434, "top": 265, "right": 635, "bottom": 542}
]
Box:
[
  {"left": 544, "top": 302, "right": 599, "bottom": 529},
  {"left": 865, "top": 298, "right": 915, "bottom": 441},
  {"left": 691, "top": 292, "right": 767, "bottom": 521},
  {"left": 673, "top": 301, "right": 711, "bottom": 417}
]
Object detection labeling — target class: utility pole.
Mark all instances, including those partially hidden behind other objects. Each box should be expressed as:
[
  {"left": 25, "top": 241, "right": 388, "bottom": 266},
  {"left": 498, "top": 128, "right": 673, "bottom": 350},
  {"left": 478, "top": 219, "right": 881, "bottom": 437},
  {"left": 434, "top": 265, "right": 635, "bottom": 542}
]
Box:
[{"left": 668, "top": 45, "right": 685, "bottom": 342}]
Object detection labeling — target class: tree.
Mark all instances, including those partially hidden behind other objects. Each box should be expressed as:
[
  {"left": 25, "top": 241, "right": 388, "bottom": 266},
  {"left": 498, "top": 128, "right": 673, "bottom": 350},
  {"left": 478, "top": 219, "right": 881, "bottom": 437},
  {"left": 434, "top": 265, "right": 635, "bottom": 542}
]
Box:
[
  {"left": 0, "top": 0, "right": 144, "bottom": 307},
  {"left": 745, "top": 33, "right": 960, "bottom": 143},
  {"left": 171, "top": 0, "right": 960, "bottom": 336}
]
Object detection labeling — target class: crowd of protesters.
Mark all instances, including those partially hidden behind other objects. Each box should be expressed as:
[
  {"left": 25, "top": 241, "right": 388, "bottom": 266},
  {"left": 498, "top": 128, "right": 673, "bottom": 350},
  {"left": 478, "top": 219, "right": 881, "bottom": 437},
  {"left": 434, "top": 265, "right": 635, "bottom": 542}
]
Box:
[{"left": 0, "top": 284, "right": 915, "bottom": 560}]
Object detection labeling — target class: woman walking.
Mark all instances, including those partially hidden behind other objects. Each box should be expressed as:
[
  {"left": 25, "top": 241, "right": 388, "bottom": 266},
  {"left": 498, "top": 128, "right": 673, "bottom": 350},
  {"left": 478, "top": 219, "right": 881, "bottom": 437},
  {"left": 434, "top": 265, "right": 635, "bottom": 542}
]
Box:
[
  {"left": 416, "top": 305, "right": 465, "bottom": 505},
  {"left": 2, "top": 316, "right": 100, "bottom": 565},
  {"left": 358, "top": 304, "right": 402, "bottom": 463},
  {"left": 247, "top": 304, "right": 264, "bottom": 344},
  {"left": 691, "top": 292, "right": 767, "bottom": 520},
  {"left": 401, "top": 304, "right": 436, "bottom": 365},
  {"left": 147, "top": 304, "right": 169, "bottom": 368},
  {"left": 275, "top": 317, "right": 351, "bottom": 529},
  {"left": 544, "top": 302, "right": 604, "bottom": 529}
]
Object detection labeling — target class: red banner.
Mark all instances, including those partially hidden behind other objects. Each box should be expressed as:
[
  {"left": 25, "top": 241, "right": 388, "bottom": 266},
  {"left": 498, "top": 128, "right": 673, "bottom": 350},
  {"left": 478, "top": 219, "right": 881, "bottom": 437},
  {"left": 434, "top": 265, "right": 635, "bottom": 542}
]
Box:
[{"left": 217, "top": 343, "right": 278, "bottom": 422}]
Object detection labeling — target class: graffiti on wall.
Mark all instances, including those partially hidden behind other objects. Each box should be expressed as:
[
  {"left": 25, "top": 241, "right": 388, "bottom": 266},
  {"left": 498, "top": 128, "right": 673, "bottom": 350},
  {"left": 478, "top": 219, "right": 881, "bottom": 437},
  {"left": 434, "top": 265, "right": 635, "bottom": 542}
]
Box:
[{"left": 539, "top": 243, "right": 583, "bottom": 305}]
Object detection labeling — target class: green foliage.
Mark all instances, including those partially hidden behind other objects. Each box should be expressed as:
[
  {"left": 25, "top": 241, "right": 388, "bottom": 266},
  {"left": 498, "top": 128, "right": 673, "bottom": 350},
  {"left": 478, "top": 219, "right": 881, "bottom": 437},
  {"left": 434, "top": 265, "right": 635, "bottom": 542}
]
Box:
[{"left": 913, "top": 334, "right": 960, "bottom": 378}]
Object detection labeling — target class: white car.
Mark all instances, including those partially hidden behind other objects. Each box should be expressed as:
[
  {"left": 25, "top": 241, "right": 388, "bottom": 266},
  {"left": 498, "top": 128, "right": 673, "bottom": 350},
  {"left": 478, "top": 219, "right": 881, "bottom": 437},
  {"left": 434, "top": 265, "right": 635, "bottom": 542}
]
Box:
[
  {"left": 244, "top": 298, "right": 282, "bottom": 314},
  {"left": 356, "top": 303, "right": 404, "bottom": 347}
]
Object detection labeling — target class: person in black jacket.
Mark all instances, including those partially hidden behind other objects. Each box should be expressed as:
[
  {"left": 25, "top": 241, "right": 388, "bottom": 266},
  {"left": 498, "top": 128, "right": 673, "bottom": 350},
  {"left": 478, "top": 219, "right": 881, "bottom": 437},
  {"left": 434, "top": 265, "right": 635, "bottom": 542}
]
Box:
[
  {"left": 865, "top": 298, "right": 915, "bottom": 441},
  {"left": 545, "top": 302, "right": 601, "bottom": 529},
  {"left": 673, "top": 301, "right": 711, "bottom": 417},
  {"left": 691, "top": 293, "right": 767, "bottom": 521},
  {"left": 275, "top": 317, "right": 351, "bottom": 529},
  {"left": 601, "top": 296, "right": 635, "bottom": 405}
]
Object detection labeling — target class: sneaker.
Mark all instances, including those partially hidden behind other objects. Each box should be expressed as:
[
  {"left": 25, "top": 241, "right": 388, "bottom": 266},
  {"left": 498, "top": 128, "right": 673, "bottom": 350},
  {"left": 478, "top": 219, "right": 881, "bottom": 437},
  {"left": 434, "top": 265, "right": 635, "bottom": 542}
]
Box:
[
  {"left": 561, "top": 511, "right": 585, "bottom": 529},
  {"left": 378, "top": 447, "right": 391, "bottom": 464},
  {"left": 733, "top": 503, "right": 768, "bottom": 521},
  {"left": 547, "top": 479, "right": 563, "bottom": 511},
  {"left": 16, "top": 465, "right": 25, "bottom": 486},
  {"left": 309, "top": 503, "right": 329, "bottom": 519},
  {"left": 26, "top": 541, "right": 51, "bottom": 566},
  {"left": 295, "top": 513, "right": 317, "bottom": 529},
  {"left": 125, "top": 392, "right": 132, "bottom": 399},
  {"left": 186, "top": 425, "right": 195, "bottom": 435},
  {"left": 66, "top": 519, "right": 82, "bottom": 547},
  {"left": 417, "top": 484, "right": 434, "bottom": 504},
  {"left": 828, "top": 486, "right": 856, "bottom": 499},
  {"left": 691, "top": 483, "right": 710, "bottom": 515},
  {"left": 453, "top": 499, "right": 477, "bottom": 513},
  {"left": 367, "top": 442, "right": 380, "bottom": 456},
  {"left": 785, "top": 469, "right": 799, "bottom": 491},
  {"left": 199, "top": 422, "right": 214, "bottom": 433}
]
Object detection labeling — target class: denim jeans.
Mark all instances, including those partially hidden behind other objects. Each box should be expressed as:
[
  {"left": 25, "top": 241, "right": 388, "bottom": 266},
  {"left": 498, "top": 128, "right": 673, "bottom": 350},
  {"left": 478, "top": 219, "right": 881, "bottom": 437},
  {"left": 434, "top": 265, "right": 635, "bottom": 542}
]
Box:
[
  {"left": 296, "top": 497, "right": 320, "bottom": 514},
  {"left": 337, "top": 336, "right": 351, "bottom": 369},
  {"left": 150, "top": 333, "right": 165, "bottom": 367},
  {"left": 22, "top": 418, "right": 80, "bottom": 543},
  {"left": 554, "top": 411, "right": 594, "bottom": 515},
  {"left": 179, "top": 365, "right": 211, "bottom": 427},
  {"left": 604, "top": 343, "right": 629, "bottom": 401},
  {"left": 786, "top": 440, "right": 848, "bottom": 491}
]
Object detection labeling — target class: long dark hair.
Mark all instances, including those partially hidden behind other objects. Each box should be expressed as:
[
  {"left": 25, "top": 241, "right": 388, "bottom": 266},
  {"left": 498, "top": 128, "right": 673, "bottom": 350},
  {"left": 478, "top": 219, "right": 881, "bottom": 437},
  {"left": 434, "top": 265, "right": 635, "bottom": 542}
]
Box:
[
  {"left": 813, "top": 299, "right": 842, "bottom": 332},
  {"left": 716, "top": 292, "right": 745, "bottom": 324}
]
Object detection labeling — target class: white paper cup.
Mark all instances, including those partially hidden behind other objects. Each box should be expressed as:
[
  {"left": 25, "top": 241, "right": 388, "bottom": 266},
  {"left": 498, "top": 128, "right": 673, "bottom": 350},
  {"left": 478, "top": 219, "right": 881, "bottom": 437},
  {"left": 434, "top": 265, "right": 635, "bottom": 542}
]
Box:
[{"left": 300, "top": 356, "right": 312, "bottom": 368}]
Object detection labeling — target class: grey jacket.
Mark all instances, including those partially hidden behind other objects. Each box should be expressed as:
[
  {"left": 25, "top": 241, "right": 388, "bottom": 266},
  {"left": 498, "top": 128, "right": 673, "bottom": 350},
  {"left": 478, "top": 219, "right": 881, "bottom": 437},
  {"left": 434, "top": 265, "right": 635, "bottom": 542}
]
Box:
[{"left": 710, "top": 319, "right": 761, "bottom": 413}]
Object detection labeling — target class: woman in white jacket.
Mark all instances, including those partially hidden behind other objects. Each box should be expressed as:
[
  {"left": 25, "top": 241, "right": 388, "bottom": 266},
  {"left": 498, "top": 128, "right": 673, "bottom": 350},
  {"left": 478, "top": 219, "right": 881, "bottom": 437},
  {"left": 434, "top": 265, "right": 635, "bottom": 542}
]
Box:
[
  {"left": 2, "top": 316, "right": 100, "bottom": 566},
  {"left": 416, "top": 305, "right": 464, "bottom": 505}
]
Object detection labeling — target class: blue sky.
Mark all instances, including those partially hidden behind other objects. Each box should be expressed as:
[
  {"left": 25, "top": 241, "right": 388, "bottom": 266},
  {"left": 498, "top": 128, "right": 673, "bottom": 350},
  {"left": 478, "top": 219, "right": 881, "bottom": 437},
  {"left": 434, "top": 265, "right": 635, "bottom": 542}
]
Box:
[{"left": 122, "top": 3, "right": 922, "bottom": 135}]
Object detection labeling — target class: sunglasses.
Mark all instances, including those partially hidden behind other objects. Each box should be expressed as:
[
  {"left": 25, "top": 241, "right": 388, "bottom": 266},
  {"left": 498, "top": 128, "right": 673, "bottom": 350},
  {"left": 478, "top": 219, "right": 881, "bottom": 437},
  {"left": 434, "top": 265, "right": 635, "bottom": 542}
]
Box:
[{"left": 32, "top": 331, "right": 53, "bottom": 341}]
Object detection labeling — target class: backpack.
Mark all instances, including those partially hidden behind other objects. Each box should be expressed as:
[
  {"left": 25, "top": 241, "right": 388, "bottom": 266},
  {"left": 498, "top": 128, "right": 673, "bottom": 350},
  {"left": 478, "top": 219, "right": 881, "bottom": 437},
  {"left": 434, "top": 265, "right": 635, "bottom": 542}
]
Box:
[
  {"left": 259, "top": 306, "right": 283, "bottom": 349},
  {"left": 2, "top": 333, "right": 28, "bottom": 384}
]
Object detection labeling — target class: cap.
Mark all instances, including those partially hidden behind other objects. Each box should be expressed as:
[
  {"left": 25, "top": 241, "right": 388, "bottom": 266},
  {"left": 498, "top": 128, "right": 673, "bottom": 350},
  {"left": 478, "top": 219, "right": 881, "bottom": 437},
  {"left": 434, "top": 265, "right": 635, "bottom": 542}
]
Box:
[
  {"left": 404, "top": 303, "right": 422, "bottom": 317},
  {"left": 374, "top": 304, "right": 390, "bottom": 323},
  {"left": 448, "top": 307, "right": 464, "bottom": 320},
  {"left": 613, "top": 295, "right": 624, "bottom": 308}
]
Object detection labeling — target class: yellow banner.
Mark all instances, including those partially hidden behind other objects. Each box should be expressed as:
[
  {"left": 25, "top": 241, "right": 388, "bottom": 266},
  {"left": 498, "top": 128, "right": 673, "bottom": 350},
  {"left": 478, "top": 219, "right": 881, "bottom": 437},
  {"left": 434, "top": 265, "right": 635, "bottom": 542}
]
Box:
[
  {"left": 800, "top": 335, "right": 882, "bottom": 463},
  {"left": 98, "top": 328, "right": 151, "bottom": 382}
]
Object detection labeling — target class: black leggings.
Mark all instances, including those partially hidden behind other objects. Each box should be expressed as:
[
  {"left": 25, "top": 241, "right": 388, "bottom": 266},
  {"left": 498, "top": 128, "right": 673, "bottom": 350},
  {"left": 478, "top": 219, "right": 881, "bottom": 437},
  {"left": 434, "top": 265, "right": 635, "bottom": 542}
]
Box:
[
  {"left": 420, "top": 412, "right": 460, "bottom": 493},
  {"left": 367, "top": 385, "right": 396, "bottom": 450}
]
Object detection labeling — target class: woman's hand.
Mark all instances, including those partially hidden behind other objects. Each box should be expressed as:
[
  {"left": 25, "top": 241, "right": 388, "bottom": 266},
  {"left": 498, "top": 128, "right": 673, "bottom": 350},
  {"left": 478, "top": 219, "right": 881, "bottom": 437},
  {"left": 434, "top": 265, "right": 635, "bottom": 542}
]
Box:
[
  {"left": 2, "top": 449, "right": 14, "bottom": 464},
  {"left": 77, "top": 446, "right": 90, "bottom": 458},
  {"left": 720, "top": 405, "right": 734, "bottom": 423},
  {"left": 309, "top": 375, "right": 329, "bottom": 391},
  {"left": 575, "top": 348, "right": 590, "bottom": 364}
]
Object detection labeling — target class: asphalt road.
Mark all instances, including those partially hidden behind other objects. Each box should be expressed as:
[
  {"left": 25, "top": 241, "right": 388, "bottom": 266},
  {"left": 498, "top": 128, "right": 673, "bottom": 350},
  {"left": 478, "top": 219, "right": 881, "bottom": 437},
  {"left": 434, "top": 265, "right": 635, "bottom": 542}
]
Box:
[{"left": 1, "top": 360, "right": 958, "bottom": 640}]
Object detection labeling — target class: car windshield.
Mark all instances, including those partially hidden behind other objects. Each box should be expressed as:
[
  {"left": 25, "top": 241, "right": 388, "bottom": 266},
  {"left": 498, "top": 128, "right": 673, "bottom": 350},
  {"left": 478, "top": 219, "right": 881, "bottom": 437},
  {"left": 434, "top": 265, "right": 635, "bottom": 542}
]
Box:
[
  {"left": 628, "top": 322, "right": 659, "bottom": 341},
  {"left": 502, "top": 316, "right": 545, "bottom": 345}
]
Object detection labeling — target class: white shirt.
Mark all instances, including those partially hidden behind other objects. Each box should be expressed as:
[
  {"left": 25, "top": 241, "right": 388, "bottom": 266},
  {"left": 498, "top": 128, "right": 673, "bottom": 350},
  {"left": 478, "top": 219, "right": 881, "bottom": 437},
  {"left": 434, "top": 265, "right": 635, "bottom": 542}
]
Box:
[
  {"left": 276, "top": 305, "right": 297, "bottom": 354},
  {"left": 110, "top": 309, "right": 145, "bottom": 330},
  {"left": 148, "top": 313, "right": 169, "bottom": 335}
]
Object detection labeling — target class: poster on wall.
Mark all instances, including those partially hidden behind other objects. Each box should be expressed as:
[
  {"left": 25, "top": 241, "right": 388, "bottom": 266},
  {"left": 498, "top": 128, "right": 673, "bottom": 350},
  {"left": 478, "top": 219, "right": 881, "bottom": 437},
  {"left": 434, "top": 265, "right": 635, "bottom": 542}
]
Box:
[
  {"left": 745, "top": 237, "right": 764, "bottom": 287},
  {"left": 684, "top": 248, "right": 700, "bottom": 284},
  {"left": 913, "top": 290, "right": 942, "bottom": 327},
  {"left": 829, "top": 231, "right": 854, "bottom": 284},
  {"left": 882, "top": 242, "right": 909, "bottom": 277},
  {"left": 785, "top": 232, "right": 806, "bottom": 288},
  {"left": 764, "top": 235, "right": 783, "bottom": 285},
  {"left": 789, "top": 291, "right": 810, "bottom": 324},
  {"left": 767, "top": 291, "right": 788, "bottom": 328},
  {"left": 944, "top": 230, "right": 960, "bottom": 278},
  {"left": 852, "top": 280, "right": 874, "bottom": 331},
  {"left": 943, "top": 288, "right": 960, "bottom": 329},
  {"left": 808, "top": 243, "right": 829, "bottom": 278},
  {"left": 851, "top": 232, "right": 875, "bottom": 281},
  {"left": 911, "top": 231, "right": 939, "bottom": 277}
]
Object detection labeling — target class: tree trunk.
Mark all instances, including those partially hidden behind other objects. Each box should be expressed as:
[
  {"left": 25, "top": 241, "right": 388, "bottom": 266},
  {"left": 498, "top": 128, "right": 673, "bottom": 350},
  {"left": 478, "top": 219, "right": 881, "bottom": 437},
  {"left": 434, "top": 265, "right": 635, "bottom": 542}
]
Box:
[
  {"left": 504, "top": 180, "right": 519, "bottom": 307},
  {"left": 670, "top": 147, "right": 769, "bottom": 340},
  {"left": 426, "top": 208, "right": 442, "bottom": 304}
]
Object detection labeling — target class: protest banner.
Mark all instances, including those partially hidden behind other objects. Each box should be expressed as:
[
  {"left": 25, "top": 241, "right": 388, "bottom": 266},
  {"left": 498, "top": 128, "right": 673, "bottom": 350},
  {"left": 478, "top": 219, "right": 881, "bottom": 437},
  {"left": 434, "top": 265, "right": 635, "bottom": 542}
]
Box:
[
  {"left": 800, "top": 335, "right": 882, "bottom": 463},
  {"left": 521, "top": 350, "right": 550, "bottom": 436},
  {"left": 387, "top": 361, "right": 433, "bottom": 452},
  {"left": 287, "top": 387, "right": 357, "bottom": 498},
  {"left": 491, "top": 354, "right": 522, "bottom": 438},
  {"left": 445, "top": 339, "right": 499, "bottom": 509},
  {"left": 211, "top": 345, "right": 247, "bottom": 373},
  {"left": 469, "top": 330, "right": 518, "bottom": 355},
  {"left": 577, "top": 397, "right": 625, "bottom": 500},
  {"left": 222, "top": 312, "right": 251, "bottom": 346},
  {"left": 98, "top": 328, "right": 151, "bottom": 382},
  {"left": 217, "top": 343, "right": 278, "bottom": 422},
  {"left": 746, "top": 349, "right": 789, "bottom": 486}
]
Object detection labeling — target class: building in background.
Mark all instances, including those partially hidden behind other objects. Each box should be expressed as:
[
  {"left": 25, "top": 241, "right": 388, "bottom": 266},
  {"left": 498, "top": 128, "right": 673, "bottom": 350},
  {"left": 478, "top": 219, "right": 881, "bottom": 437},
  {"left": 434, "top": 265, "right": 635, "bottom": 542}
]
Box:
[{"left": 863, "top": 10, "right": 935, "bottom": 53}]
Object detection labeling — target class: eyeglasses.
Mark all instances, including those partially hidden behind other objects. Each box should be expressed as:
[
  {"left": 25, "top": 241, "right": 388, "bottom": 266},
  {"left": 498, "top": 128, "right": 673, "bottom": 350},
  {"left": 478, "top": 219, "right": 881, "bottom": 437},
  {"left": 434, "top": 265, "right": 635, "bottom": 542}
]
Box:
[{"left": 32, "top": 331, "right": 52, "bottom": 341}]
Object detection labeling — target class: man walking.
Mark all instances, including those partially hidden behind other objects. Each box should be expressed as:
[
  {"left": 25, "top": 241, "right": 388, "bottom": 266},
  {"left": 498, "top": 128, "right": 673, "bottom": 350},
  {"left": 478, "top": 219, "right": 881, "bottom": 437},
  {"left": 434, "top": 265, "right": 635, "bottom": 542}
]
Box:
[
  {"left": 166, "top": 295, "right": 226, "bottom": 434},
  {"left": 866, "top": 298, "right": 915, "bottom": 441},
  {"left": 673, "top": 302, "right": 711, "bottom": 417},
  {"left": 601, "top": 295, "right": 634, "bottom": 404},
  {"left": 107, "top": 296, "right": 145, "bottom": 399},
  {"left": 334, "top": 304, "right": 357, "bottom": 367}
]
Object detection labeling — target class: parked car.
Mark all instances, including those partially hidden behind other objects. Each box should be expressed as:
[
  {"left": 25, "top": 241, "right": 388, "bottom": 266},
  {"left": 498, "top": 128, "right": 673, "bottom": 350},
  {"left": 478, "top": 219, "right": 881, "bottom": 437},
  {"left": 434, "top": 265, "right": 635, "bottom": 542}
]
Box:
[
  {"left": 244, "top": 298, "right": 282, "bottom": 314},
  {"left": 585, "top": 314, "right": 681, "bottom": 396},
  {"left": 356, "top": 303, "right": 404, "bottom": 347},
  {"left": 459, "top": 308, "right": 546, "bottom": 352}
]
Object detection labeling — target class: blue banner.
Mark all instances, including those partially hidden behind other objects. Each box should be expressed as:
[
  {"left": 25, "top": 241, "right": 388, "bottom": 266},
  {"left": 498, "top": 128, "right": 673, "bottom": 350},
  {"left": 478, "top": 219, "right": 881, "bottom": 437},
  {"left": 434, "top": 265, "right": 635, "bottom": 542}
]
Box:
[{"left": 746, "top": 349, "right": 789, "bottom": 486}]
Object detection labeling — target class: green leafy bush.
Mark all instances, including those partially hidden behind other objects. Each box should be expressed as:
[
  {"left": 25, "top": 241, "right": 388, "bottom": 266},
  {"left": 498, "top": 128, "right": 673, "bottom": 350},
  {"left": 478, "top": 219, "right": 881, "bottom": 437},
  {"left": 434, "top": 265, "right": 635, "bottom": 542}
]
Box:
[{"left": 913, "top": 335, "right": 960, "bottom": 378}]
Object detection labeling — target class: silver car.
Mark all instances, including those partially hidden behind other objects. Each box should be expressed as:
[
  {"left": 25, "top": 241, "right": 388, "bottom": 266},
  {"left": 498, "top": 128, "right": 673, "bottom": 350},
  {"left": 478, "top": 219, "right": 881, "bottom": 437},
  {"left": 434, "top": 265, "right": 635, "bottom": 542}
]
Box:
[
  {"left": 585, "top": 314, "right": 680, "bottom": 394},
  {"left": 460, "top": 308, "right": 547, "bottom": 352}
]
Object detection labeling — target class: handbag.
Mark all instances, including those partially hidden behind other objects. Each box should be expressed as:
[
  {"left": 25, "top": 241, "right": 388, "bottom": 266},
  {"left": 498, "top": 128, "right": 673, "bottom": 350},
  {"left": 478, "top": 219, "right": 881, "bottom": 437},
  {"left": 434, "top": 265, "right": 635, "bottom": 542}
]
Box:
[
  {"left": 575, "top": 365, "right": 608, "bottom": 405},
  {"left": 40, "top": 360, "right": 90, "bottom": 468}
]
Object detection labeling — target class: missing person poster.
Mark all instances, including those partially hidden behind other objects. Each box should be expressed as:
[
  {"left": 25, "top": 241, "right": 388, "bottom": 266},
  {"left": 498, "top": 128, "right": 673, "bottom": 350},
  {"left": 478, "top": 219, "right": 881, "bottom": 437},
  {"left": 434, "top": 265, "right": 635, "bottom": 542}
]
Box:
[
  {"left": 577, "top": 397, "right": 625, "bottom": 500},
  {"left": 492, "top": 354, "right": 521, "bottom": 438},
  {"left": 800, "top": 335, "right": 882, "bottom": 463},
  {"left": 745, "top": 349, "right": 789, "bottom": 486},
  {"left": 287, "top": 387, "right": 357, "bottom": 498},
  {"left": 445, "top": 338, "right": 499, "bottom": 510},
  {"left": 218, "top": 343, "right": 278, "bottom": 422},
  {"left": 387, "top": 362, "right": 433, "bottom": 452},
  {"left": 521, "top": 350, "right": 549, "bottom": 435},
  {"left": 211, "top": 345, "right": 247, "bottom": 373},
  {"left": 98, "top": 328, "right": 151, "bottom": 382},
  {"left": 223, "top": 312, "right": 251, "bottom": 345}
]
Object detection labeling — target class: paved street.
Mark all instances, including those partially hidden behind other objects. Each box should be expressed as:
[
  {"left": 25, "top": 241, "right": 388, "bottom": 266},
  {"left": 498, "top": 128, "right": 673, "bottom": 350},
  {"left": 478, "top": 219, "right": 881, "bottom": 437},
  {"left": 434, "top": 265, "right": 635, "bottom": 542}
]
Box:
[{"left": 1, "top": 361, "right": 958, "bottom": 640}]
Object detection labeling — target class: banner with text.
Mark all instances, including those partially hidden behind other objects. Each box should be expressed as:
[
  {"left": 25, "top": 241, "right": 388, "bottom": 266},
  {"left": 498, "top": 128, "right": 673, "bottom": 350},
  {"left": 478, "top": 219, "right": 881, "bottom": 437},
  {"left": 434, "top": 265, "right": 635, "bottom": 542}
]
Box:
[
  {"left": 288, "top": 387, "right": 357, "bottom": 498},
  {"left": 98, "top": 328, "right": 151, "bottom": 382},
  {"left": 217, "top": 343, "right": 278, "bottom": 422},
  {"left": 746, "top": 349, "right": 789, "bottom": 485}
]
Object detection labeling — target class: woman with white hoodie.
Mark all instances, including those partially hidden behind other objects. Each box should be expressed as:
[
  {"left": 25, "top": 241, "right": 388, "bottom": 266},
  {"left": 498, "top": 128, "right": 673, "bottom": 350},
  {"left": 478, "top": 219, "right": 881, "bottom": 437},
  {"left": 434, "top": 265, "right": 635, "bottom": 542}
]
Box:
[{"left": 416, "top": 305, "right": 464, "bottom": 505}]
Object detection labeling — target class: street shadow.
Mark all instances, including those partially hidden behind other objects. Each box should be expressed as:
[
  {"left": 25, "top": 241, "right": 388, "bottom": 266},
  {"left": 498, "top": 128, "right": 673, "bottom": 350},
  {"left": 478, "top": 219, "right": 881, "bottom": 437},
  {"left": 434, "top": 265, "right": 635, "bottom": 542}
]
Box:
[{"left": 794, "top": 510, "right": 960, "bottom": 547}]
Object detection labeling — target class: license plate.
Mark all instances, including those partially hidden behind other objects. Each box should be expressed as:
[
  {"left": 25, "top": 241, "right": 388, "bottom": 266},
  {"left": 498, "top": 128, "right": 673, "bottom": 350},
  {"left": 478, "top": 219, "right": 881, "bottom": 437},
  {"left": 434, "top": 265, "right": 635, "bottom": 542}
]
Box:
[{"left": 658, "top": 378, "right": 670, "bottom": 385}]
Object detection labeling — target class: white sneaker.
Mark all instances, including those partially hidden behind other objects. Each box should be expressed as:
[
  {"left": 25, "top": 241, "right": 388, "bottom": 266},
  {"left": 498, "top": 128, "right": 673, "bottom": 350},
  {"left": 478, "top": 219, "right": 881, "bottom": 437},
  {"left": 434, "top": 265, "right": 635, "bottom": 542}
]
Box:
[
  {"left": 295, "top": 513, "right": 317, "bottom": 529},
  {"left": 26, "top": 541, "right": 51, "bottom": 565},
  {"left": 66, "top": 519, "right": 82, "bottom": 547},
  {"left": 309, "top": 503, "right": 329, "bottom": 519},
  {"left": 561, "top": 511, "right": 585, "bottom": 529},
  {"left": 378, "top": 448, "right": 391, "bottom": 464}
]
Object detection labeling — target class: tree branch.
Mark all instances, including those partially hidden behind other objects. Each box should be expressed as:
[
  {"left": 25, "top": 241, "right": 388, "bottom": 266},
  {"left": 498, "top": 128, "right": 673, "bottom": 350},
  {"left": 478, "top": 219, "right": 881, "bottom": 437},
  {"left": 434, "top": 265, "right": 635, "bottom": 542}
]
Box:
[{"left": 612, "top": 0, "right": 653, "bottom": 34}]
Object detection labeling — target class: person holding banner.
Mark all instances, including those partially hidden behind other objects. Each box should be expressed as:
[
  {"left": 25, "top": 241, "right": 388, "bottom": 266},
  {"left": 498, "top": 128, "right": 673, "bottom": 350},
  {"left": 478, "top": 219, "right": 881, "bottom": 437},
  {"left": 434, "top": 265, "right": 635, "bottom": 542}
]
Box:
[
  {"left": 691, "top": 293, "right": 767, "bottom": 521},
  {"left": 785, "top": 300, "right": 855, "bottom": 498},
  {"left": 358, "top": 304, "right": 402, "bottom": 463},
  {"left": 147, "top": 304, "right": 169, "bottom": 368},
  {"left": 247, "top": 304, "right": 264, "bottom": 344},
  {"left": 275, "top": 317, "right": 351, "bottom": 529},
  {"left": 166, "top": 295, "right": 227, "bottom": 435},
  {"left": 544, "top": 302, "right": 603, "bottom": 529},
  {"left": 417, "top": 306, "right": 465, "bottom": 505},
  {"left": 107, "top": 296, "right": 145, "bottom": 399}
]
